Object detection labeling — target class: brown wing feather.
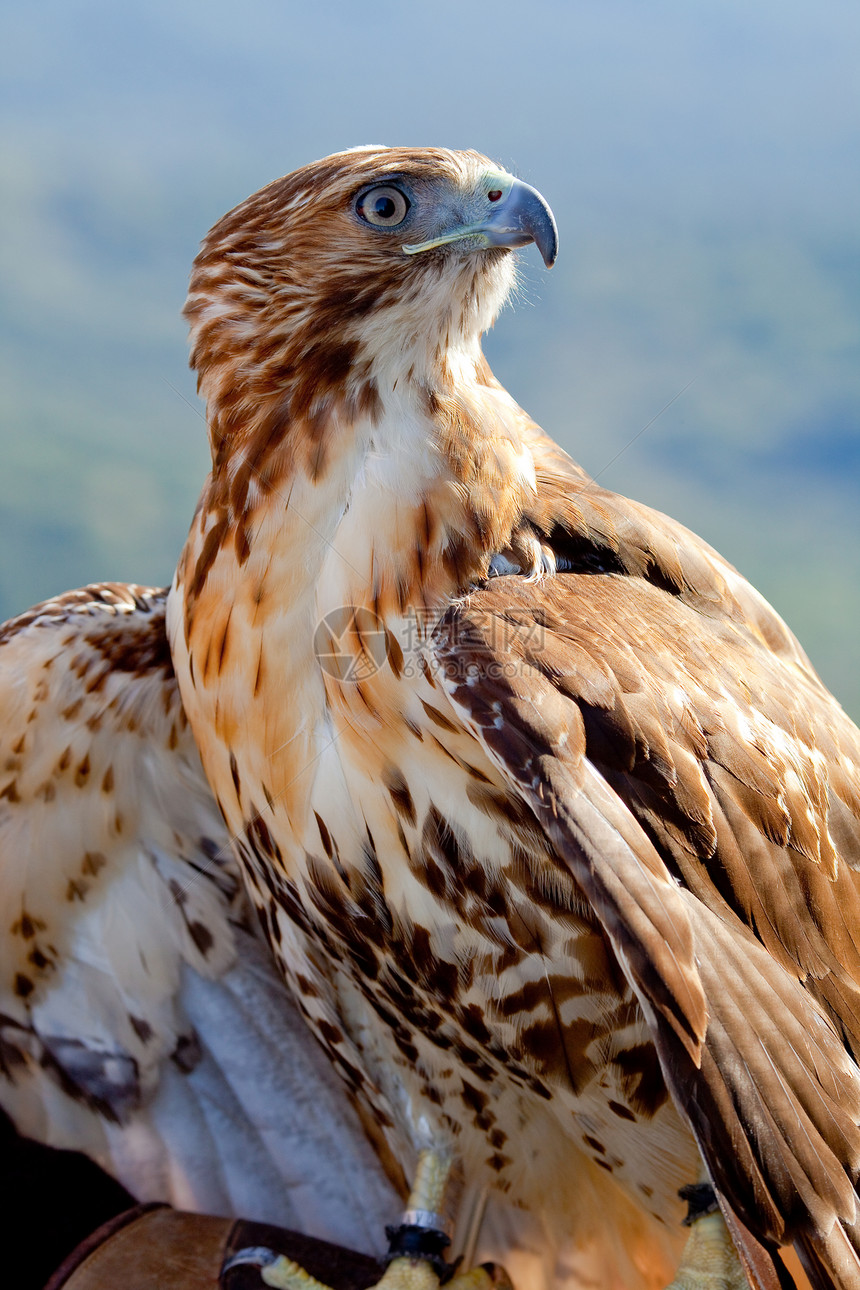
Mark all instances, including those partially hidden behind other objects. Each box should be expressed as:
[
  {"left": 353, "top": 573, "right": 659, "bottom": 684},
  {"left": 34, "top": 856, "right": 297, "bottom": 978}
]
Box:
[
  {"left": 435, "top": 603, "right": 708, "bottom": 1061},
  {"left": 433, "top": 533, "right": 860, "bottom": 1284}
]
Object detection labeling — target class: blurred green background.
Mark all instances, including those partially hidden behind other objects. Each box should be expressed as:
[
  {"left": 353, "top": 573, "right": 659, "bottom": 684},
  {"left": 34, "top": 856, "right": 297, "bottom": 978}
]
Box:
[{"left": 1, "top": 0, "right": 858, "bottom": 716}]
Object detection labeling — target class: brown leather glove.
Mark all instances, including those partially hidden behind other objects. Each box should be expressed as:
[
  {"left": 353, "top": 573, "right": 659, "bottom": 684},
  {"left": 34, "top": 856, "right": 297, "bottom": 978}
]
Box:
[{"left": 45, "top": 1203, "right": 383, "bottom": 1290}]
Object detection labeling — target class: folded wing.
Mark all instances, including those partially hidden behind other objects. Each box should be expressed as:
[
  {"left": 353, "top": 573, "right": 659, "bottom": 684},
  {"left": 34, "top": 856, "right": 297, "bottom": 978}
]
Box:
[
  {"left": 0, "top": 584, "right": 398, "bottom": 1249},
  {"left": 433, "top": 513, "right": 860, "bottom": 1288}
]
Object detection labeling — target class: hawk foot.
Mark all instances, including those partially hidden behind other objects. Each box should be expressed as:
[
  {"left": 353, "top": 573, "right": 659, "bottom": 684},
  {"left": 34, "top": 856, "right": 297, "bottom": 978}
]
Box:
[
  {"left": 257, "top": 1254, "right": 330, "bottom": 1290},
  {"left": 234, "top": 1152, "right": 513, "bottom": 1290},
  {"left": 664, "top": 1211, "right": 747, "bottom": 1290},
  {"left": 255, "top": 1254, "right": 512, "bottom": 1290}
]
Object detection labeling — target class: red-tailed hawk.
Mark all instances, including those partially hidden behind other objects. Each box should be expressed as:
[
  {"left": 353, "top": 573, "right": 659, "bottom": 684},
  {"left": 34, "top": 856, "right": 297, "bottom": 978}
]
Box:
[{"left": 3, "top": 146, "right": 860, "bottom": 1290}]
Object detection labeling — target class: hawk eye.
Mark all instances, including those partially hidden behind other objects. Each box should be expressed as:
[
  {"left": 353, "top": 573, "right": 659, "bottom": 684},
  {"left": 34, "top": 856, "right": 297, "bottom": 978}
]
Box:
[{"left": 357, "top": 185, "right": 410, "bottom": 228}]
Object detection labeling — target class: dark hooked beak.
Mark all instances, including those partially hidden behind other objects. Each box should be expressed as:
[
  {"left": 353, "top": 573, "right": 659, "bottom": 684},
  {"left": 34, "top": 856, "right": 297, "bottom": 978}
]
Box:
[
  {"left": 475, "top": 177, "right": 558, "bottom": 268},
  {"left": 403, "top": 176, "right": 558, "bottom": 268}
]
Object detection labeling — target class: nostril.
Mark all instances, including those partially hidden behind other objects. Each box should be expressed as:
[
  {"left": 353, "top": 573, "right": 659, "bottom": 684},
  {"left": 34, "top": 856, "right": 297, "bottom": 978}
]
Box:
[{"left": 487, "top": 190, "right": 503, "bottom": 202}]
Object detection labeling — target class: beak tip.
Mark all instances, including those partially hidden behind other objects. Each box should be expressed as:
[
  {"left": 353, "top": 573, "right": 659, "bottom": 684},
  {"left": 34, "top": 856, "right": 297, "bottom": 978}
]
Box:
[
  {"left": 541, "top": 240, "right": 558, "bottom": 270},
  {"left": 537, "top": 208, "right": 559, "bottom": 269},
  {"left": 502, "top": 178, "right": 558, "bottom": 269}
]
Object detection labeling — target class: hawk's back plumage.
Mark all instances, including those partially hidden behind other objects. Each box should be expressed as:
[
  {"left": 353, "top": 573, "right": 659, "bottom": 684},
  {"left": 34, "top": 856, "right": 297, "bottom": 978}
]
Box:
[{"left": 0, "top": 584, "right": 399, "bottom": 1249}]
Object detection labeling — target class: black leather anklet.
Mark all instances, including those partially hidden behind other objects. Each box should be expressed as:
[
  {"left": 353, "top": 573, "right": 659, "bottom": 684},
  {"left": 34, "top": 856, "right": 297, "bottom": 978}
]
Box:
[
  {"left": 679, "top": 1182, "right": 719, "bottom": 1226},
  {"left": 384, "top": 1222, "right": 459, "bottom": 1282}
]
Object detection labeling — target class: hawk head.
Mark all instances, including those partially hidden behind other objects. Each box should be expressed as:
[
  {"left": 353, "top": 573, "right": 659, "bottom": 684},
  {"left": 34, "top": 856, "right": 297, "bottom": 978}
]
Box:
[{"left": 183, "top": 147, "right": 557, "bottom": 450}]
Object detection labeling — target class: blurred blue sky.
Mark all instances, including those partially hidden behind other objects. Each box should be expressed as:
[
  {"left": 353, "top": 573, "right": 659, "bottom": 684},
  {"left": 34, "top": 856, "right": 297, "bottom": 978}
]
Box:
[{"left": 1, "top": 0, "right": 858, "bottom": 710}]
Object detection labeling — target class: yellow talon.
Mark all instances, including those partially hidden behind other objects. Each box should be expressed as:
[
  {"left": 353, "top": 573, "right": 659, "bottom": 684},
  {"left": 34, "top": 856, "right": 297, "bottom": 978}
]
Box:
[{"left": 260, "top": 1255, "right": 335, "bottom": 1290}]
